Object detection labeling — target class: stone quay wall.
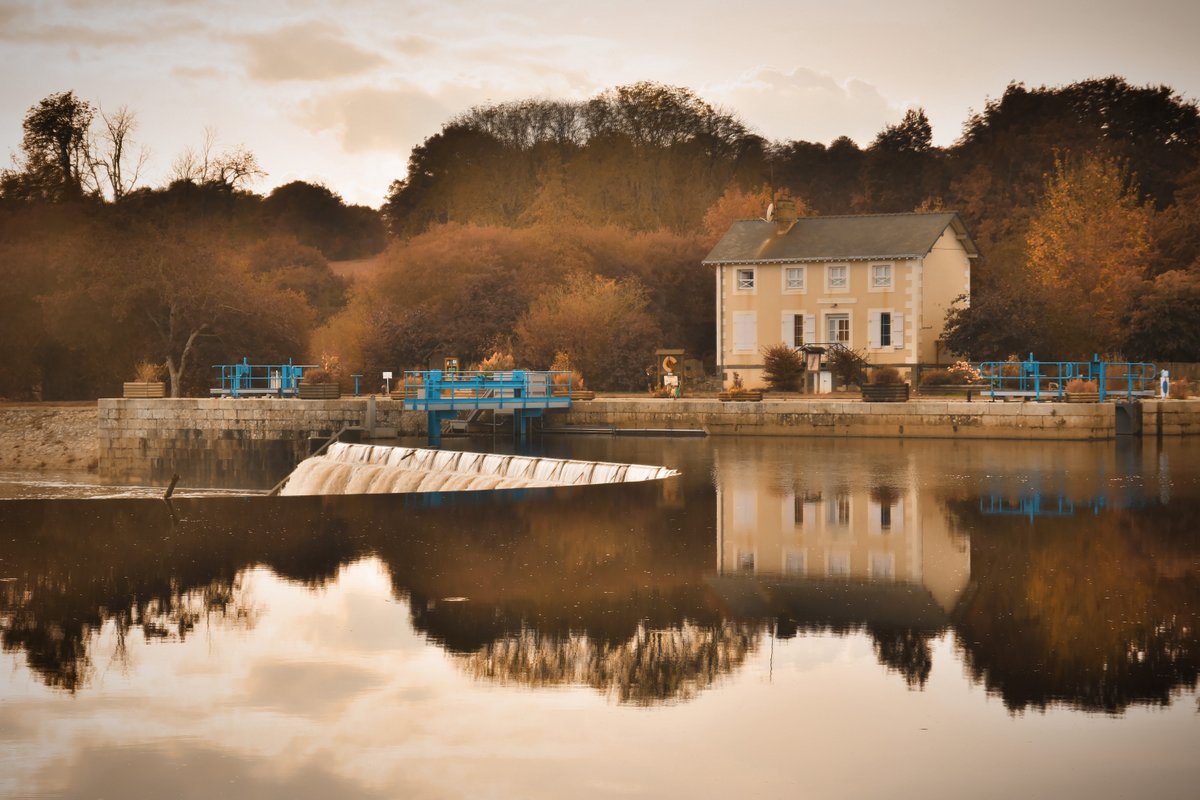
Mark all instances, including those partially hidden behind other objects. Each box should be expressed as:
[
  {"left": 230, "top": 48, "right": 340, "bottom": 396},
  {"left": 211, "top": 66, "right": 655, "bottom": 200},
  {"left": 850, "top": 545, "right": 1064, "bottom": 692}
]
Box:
[
  {"left": 560, "top": 398, "right": 1200, "bottom": 440},
  {"left": 98, "top": 397, "right": 424, "bottom": 488},
  {"left": 85, "top": 396, "right": 1200, "bottom": 488}
]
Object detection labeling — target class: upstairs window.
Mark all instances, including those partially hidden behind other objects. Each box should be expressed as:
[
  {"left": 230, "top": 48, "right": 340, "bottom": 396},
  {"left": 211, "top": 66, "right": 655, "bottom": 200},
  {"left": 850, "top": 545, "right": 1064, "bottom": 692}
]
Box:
[
  {"left": 737, "top": 268, "right": 755, "bottom": 291},
  {"left": 828, "top": 265, "right": 848, "bottom": 290},
  {"left": 872, "top": 264, "right": 893, "bottom": 289},
  {"left": 785, "top": 267, "right": 805, "bottom": 291}
]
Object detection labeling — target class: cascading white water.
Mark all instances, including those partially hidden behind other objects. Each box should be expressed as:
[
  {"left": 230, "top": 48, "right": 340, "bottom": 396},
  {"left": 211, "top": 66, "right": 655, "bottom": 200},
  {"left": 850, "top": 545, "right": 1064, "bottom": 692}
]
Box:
[{"left": 278, "top": 442, "right": 679, "bottom": 496}]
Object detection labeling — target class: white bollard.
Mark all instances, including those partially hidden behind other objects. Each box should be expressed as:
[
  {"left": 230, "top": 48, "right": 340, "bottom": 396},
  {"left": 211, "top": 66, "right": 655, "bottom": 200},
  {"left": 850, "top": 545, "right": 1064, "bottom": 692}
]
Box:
[{"left": 1160, "top": 369, "right": 1170, "bottom": 399}]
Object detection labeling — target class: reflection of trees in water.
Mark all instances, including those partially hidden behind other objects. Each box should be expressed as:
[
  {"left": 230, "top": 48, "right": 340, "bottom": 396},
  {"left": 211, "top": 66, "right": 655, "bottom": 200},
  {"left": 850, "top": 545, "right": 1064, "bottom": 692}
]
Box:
[
  {"left": 868, "top": 627, "right": 933, "bottom": 689},
  {"left": 950, "top": 499, "right": 1200, "bottom": 713},
  {"left": 459, "top": 621, "right": 760, "bottom": 705},
  {"left": 2, "top": 574, "right": 257, "bottom": 693},
  {"left": 0, "top": 496, "right": 368, "bottom": 692}
]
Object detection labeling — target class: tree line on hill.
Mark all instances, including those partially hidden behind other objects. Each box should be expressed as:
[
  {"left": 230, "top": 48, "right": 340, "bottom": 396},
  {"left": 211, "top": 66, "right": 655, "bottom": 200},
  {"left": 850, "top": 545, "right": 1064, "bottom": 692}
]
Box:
[{"left": 2, "top": 77, "right": 1200, "bottom": 399}]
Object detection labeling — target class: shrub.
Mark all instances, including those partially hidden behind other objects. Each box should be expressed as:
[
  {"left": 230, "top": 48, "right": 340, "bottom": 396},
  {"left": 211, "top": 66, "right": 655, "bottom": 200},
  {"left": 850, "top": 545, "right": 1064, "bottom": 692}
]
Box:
[
  {"left": 133, "top": 361, "right": 163, "bottom": 382},
  {"left": 1169, "top": 378, "right": 1190, "bottom": 399},
  {"left": 947, "top": 360, "right": 983, "bottom": 384},
  {"left": 1065, "top": 378, "right": 1098, "bottom": 393},
  {"left": 302, "top": 367, "right": 335, "bottom": 384},
  {"left": 920, "top": 368, "right": 954, "bottom": 386},
  {"left": 474, "top": 346, "right": 516, "bottom": 373},
  {"left": 870, "top": 367, "right": 902, "bottom": 385},
  {"left": 826, "top": 347, "right": 869, "bottom": 388},
  {"left": 761, "top": 343, "right": 804, "bottom": 391},
  {"left": 550, "top": 351, "right": 585, "bottom": 389}
]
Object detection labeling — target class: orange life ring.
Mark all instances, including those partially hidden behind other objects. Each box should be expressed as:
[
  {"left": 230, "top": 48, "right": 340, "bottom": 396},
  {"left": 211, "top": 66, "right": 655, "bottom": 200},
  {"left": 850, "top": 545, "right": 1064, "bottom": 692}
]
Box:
[{"left": 662, "top": 355, "right": 678, "bottom": 373}]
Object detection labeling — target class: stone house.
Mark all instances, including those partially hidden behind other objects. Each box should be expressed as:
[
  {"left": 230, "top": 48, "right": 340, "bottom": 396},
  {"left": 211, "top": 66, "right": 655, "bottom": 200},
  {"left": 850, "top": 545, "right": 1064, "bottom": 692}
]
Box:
[{"left": 703, "top": 208, "right": 979, "bottom": 388}]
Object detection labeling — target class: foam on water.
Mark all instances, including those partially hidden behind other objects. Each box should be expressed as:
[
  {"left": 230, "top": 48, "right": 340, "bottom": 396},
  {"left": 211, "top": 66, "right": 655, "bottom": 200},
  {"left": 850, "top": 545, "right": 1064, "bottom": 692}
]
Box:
[{"left": 278, "top": 442, "right": 679, "bottom": 496}]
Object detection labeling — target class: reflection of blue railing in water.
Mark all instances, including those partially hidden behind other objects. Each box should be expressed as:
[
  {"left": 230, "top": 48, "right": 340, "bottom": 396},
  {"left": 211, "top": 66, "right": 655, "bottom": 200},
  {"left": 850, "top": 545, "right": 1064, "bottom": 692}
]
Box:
[
  {"left": 212, "top": 358, "right": 315, "bottom": 397},
  {"left": 975, "top": 354, "right": 1156, "bottom": 401},
  {"left": 402, "top": 370, "right": 574, "bottom": 446},
  {"left": 979, "top": 493, "right": 1093, "bottom": 520}
]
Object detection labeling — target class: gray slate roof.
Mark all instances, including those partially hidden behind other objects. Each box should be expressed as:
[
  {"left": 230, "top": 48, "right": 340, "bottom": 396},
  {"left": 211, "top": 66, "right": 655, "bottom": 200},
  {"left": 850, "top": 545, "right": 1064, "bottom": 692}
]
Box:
[{"left": 702, "top": 211, "right": 979, "bottom": 265}]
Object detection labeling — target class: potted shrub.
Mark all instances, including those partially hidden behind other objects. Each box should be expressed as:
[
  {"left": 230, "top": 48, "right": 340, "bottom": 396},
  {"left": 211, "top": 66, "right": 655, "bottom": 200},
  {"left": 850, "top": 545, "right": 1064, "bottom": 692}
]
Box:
[
  {"left": 861, "top": 367, "right": 910, "bottom": 402},
  {"left": 719, "top": 372, "right": 763, "bottom": 402},
  {"left": 550, "top": 351, "right": 593, "bottom": 400},
  {"left": 298, "top": 367, "right": 341, "bottom": 399},
  {"left": 123, "top": 361, "right": 166, "bottom": 398},
  {"left": 1065, "top": 378, "right": 1100, "bottom": 403}
]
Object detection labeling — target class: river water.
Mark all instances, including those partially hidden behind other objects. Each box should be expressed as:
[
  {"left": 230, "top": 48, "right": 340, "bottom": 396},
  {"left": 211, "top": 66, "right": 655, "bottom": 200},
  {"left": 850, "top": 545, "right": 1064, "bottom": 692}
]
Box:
[{"left": 1, "top": 435, "right": 1197, "bottom": 798}]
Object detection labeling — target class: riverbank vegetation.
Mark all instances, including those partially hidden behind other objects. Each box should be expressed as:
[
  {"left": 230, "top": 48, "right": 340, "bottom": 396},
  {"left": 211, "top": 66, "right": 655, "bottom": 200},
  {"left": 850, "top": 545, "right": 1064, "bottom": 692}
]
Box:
[{"left": 2, "top": 78, "right": 1199, "bottom": 398}]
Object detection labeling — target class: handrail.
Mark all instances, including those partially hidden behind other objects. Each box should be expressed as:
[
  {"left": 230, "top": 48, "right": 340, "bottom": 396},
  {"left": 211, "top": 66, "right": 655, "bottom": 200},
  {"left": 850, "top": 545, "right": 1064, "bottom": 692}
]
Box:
[
  {"left": 212, "top": 357, "right": 317, "bottom": 398},
  {"left": 974, "top": 354, "right": 1157, "bottom": 401},
  {"left": 400, "top": 370, "right": 575, "bottom": 410}
]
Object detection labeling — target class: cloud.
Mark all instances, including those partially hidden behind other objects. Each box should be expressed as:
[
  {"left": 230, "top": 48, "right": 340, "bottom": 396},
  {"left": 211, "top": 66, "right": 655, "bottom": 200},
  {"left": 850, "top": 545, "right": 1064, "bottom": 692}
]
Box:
[
  {"left": 300, "top": 85, "right": 451, "bottom": 153},
  {"left": 708, "top": 66, "right": 901, "bottom": 146},
  {"left": 241, "top": 22, "right": 385, "bottom": 82},
  {"left": 0, "top": 3, "right": 214, "bottom": 48},
  {"left": 171, "top": 64, "right": 225, "bottom": 81}
]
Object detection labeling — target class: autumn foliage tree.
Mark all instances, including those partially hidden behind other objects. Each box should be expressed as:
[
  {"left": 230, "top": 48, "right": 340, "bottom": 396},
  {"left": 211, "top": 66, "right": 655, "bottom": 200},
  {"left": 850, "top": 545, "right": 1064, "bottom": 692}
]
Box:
[
  {"left": 1024, "top": 155, "right": 1153, "bottom": 356},
  {"left": 515, "top": 273, "right": 661, "bottom": 390}
]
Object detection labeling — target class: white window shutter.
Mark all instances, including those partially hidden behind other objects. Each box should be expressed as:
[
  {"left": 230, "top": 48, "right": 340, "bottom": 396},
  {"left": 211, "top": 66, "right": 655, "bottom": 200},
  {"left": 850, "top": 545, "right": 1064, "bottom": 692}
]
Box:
[
  {"left": 869, "top": 311, "right": 881, "bottom": 349},
  {"left": 733, "top": 312, "right": 756, "bottom": 352},
  {"left": 781, "top": 313, "right": 795, "bottom": 347},
  {"left": 803, "top": 314, "right": 816, "bottom": 344},
  {"left": 892, "top": 312, "right": 905, "bottom": 348}
]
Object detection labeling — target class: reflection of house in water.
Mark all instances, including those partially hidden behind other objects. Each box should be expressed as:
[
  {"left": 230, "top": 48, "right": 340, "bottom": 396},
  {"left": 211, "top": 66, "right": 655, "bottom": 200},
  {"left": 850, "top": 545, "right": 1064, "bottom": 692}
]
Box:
[
  {"left": 714, "top": 470, "right": 971, "bottom": 618},
  {"left": 711, "top": 465, "right": 971, "bottom": 688}
]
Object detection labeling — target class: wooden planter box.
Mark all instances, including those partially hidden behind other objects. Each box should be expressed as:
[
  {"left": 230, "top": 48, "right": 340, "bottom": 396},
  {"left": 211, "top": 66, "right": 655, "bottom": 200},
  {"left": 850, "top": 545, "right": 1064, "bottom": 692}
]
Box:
[
  {"left": 718, "top": 391, "right": 763, "bottom": 402},
  {"left": 1066, "top": 392, "right": 1101, "bottom": 403},
  {"left": 123, "top": 381, "right": 166, "bottom": 398},
  {"left": 861, "top": 383, "right": 910, "bottom": 403},
  {"left": 551, "top": 386, "right": 595, "bottom": 400},
  {"left": 298, "top": 383, "right": 341, "bottom": 400}
]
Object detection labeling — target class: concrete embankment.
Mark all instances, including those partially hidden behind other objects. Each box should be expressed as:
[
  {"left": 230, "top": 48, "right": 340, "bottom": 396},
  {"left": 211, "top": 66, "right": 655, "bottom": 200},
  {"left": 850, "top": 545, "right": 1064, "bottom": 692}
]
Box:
[
  {"left": 558, "top": 397, "right": 1200, "bottom": 439},
  {"left": 0, "top": 404, "right": 99, "bottom": 471},
  {"left": 98, "top": 397, "right": 423, "bottom": 488},
  {"left": 6, "top": 396, "right": 1200, "bottom": 487}
]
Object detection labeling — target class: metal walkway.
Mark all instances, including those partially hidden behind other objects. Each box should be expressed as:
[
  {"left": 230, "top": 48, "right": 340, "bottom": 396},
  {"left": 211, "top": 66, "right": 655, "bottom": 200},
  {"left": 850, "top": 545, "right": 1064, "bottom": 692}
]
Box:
[
  {"left": 401, "top": 370, "right": 573, "bottom": 446},
  {"left": 975, "top": 354, "right": 1158, "bottom": 402}
]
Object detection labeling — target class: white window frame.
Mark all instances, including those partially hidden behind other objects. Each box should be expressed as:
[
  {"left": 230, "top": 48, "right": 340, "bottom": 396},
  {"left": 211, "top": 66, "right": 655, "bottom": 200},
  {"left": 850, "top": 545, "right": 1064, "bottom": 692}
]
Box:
[
  {"left": 870, "top": 263, "right": 894, "bottom": 291},
  {"left": 736, "top": 267, "right": 756, "bottom": 293},
  {"left": 879, "top": 311, "right": 892, "bottom": 348},
  {"left": 826, "top": 264, "right": 849, "bottom": 292},
  {"left": 784, "top": 266, "right": 806, "bottom": 292},
  {"left": 825, "top": 312, "right": 851, "bottom": 347}
]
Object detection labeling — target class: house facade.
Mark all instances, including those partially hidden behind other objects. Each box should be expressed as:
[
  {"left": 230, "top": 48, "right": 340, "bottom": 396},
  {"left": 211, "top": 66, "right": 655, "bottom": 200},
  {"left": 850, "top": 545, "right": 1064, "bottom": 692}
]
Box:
[{"left": 703, "top": 210, "right": 979, "bottom": 388}]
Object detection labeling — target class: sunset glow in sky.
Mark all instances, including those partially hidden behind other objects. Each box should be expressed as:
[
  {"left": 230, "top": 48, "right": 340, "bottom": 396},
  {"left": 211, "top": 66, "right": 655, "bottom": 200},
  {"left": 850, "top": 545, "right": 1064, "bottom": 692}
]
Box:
[{"left": 2, "top": 0, "right": 1198, "bottom": 207}]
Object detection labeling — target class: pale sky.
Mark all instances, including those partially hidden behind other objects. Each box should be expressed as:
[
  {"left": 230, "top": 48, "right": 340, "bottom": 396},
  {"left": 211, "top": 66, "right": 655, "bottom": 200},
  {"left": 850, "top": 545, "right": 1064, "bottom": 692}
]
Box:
[{"left": 2, "top": 0, "right": 1198, "bottom": 208}]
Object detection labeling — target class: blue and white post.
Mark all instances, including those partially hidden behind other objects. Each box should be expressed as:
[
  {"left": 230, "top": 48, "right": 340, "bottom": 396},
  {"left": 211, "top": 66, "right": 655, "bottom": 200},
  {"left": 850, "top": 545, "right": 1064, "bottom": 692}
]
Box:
[{"left": 1160, "top": 369, "right": 1170, "bottom": 399}]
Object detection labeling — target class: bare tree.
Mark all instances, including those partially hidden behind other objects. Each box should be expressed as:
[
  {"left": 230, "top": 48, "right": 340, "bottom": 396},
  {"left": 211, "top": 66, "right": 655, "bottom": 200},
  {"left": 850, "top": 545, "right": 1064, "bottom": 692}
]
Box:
[
  {"left": 169, "top": 128, "right": 264, "bottom": 189},
  {"left": 88, "top": 105, "right": 149, "bottom": 201}
]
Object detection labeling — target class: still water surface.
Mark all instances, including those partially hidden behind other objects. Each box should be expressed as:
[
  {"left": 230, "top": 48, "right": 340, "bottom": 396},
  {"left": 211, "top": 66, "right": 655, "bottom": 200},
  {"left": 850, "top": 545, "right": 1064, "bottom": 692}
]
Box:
[{"left": 1, "top": 436, "right": 1198, "bottom": 798}]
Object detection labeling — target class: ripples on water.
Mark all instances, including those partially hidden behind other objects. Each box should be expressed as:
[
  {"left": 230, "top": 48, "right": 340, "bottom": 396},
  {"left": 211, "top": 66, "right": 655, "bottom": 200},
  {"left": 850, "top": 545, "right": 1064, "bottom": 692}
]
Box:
[{"left": 1, "top": 436, "right": 1198, "bottom": 798}]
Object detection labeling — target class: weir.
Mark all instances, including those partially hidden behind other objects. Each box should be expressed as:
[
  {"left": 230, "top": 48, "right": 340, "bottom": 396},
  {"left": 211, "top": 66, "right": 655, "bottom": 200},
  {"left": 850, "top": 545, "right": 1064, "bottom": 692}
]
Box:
[{"left": 277, "top": 442, "right": 679, "bottom": 496}]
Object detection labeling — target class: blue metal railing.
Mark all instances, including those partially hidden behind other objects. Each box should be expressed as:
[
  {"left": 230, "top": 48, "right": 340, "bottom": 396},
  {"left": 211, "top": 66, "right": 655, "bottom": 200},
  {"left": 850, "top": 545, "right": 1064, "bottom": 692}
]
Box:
[
  {"left": 975, "top": 354, "right": 1157, "bottom": 401},
  {"left": 212, "top": 358, "right": 316, "bottom": 398},
  {"left": 400, "top": 370, "right": 575, "bottom": 410},
  {"left": 401, "top": 370, "right": 574, "bottom": 446}
]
